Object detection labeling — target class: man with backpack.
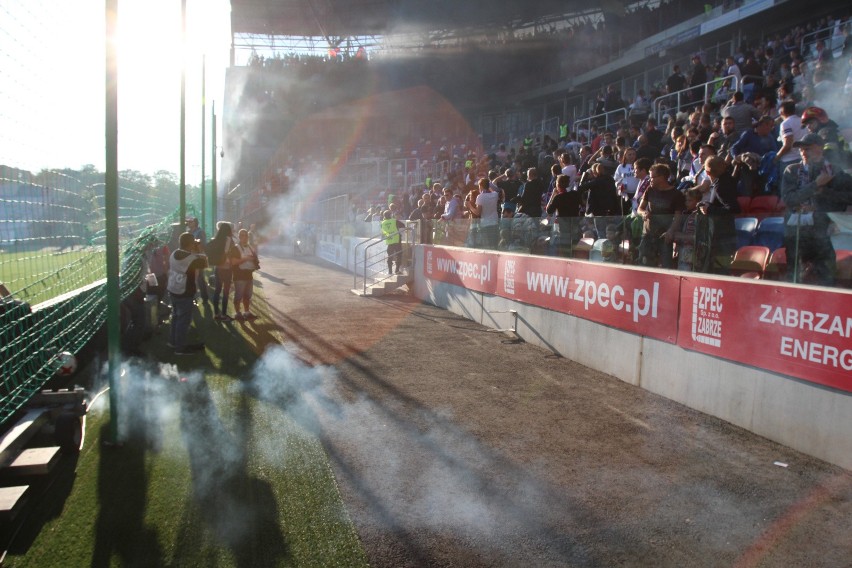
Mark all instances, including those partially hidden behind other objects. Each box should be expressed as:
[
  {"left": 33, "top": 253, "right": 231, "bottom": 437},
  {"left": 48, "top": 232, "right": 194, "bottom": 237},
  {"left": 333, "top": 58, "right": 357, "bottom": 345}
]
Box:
[{"left": 167, "top": 232, "right": 208, "bottom": 354}]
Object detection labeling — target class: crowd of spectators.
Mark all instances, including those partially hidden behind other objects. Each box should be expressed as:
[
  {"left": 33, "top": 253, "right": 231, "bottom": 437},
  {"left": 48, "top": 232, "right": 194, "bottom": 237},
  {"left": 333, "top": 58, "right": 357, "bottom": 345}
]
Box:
[{"left": 350, "top": 13, "right": 852, "bottom": 287}]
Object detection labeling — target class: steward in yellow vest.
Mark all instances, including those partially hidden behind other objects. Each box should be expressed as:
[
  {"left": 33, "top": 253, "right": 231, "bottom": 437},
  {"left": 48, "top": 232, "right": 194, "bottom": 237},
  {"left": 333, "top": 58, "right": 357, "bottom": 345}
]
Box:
[{"left": 381, "top": 211, "right": 405, "bottom": 274}]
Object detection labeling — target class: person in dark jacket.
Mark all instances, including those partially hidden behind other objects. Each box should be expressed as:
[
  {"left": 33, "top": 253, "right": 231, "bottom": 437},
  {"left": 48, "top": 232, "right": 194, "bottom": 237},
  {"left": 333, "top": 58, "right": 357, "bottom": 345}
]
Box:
[
  {"left": 579, "top": 164, "right": 623, "bottom": 217},
  {"left": 546, "top": 174, "right": 584, "bottom": 255},
  {"left": 701, "top": 156, "right": 742, "bottom": 270},
  {"left": 515, "top": 167, "right": 546, "bottom": 218}
]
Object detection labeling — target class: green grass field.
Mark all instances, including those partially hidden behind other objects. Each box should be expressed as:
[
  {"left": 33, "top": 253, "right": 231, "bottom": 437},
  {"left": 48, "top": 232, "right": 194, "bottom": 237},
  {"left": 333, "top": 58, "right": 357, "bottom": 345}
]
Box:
[
  {"left": 3, "top": 288, "right": 369, "bottom": 567},
  {"left": 0, "top": 249, "right": 106, "bottom": 306}
]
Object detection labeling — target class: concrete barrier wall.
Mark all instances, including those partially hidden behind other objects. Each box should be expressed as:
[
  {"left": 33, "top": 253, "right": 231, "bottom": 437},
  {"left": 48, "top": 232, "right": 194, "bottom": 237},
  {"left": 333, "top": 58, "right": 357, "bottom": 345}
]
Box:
[{"left": 411, "top": 245, "right": 852, "bottom": 471}]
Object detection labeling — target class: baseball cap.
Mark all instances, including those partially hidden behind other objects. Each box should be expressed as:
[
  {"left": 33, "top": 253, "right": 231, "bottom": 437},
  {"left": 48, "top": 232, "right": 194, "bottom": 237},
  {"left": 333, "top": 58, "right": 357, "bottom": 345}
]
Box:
[{"left": 793, "top": 133, "right": 823, "bottom": 147}]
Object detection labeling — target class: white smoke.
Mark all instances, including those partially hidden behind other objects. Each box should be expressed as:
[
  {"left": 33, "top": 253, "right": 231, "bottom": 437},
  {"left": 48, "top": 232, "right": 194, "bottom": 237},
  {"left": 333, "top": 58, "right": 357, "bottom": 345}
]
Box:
[
  {"left": 90, "top": 346, "right": 581, "bottom": 562},
  {"left": 247, "top": 345, "right": 585, "bottom": 562}
]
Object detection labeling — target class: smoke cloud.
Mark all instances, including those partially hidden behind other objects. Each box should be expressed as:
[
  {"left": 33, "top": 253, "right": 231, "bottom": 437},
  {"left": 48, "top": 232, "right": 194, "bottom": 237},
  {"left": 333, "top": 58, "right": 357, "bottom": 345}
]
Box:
[{"left": 89, "top": 346, "right": 585, "bottom": 562}]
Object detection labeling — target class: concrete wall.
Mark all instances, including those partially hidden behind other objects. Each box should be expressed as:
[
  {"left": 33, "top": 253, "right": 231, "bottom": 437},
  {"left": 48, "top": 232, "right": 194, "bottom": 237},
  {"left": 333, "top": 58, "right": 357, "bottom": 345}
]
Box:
[{"left": 411, "top": 245, "right": 852, "bottom": 471}]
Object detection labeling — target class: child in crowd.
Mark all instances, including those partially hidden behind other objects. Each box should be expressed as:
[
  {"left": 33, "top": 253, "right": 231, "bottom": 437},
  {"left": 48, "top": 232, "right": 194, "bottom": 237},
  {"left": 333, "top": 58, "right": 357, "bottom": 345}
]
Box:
[{"left": 601, "top": 224, "right": 624, "bottom": 263}]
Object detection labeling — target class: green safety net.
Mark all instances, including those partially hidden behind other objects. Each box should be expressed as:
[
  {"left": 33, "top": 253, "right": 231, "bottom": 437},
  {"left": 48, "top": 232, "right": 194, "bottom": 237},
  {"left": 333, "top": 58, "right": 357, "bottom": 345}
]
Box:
[
  {"left": 0, "top": 164, "right": 204, "bottom": 426},
  {"left": 0, "top": 1, "right": 219, "bottom": 426}
]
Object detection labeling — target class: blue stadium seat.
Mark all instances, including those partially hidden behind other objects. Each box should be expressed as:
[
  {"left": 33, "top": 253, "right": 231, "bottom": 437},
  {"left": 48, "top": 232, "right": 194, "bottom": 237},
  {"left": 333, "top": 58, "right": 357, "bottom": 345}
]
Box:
[
  {"left": 735, "top": 217, "right": 759, "bottom": 249},
  {"left": 754, "top": 216, "right": 785, "bottom": 252}
]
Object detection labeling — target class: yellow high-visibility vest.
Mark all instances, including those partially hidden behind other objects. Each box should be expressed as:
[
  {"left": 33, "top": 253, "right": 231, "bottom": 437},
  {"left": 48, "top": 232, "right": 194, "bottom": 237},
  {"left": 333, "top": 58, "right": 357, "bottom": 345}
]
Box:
[{"left": 381, "top": 218, "right": 400, "bottom": 244}]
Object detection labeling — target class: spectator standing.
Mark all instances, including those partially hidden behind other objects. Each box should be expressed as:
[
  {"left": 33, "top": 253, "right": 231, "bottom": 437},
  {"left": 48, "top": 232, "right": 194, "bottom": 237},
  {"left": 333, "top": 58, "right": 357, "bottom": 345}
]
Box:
[
  {"left": 580, "top": 163, "right": 622, "bottom": 217},
  {"left": 702, "top": 156, "right": 742, "bottom": 267},
  {"left": 689, "top": 54, "right": 708, "bottom": 103},
  {"left": 721, "top": 92, "right": 762, "bottom": 138},
  {"left": 516, "top": 168, "right": 546, "bottom": 218},
  {"left": 546, "top": 174, "right": 583, "bottom": 255},
  {"left": 773, "top": 100, "right": 806, "bottom": 168},
  {"left": 496, "top": 168, "right": 522, "bottom": 216},
  {"left": 604, "top": 84, "right": 623, "bottom": 113},
  {"left": 635, "top": 135, "right": 659, "bottom": 162},
  {"left": 474, "top": 177, "right": 500, "bottom": 249},
  {"left": 143, "top": 238, "right": 170, "bottom": 306},
  {"left": 232, "top": 229, "right": 260, "bottom": 320},
  {"left": 409, "top": 194, "right": 433, "bottom": 244},
  {"left": 206, "top": 221, "right": 239, "bottom": 322},
  {"left": 741, "top": 55, "right": 765, "bottom": 102},
  {"left": 637, "top": 164, "right": 685, "bottom": 269},
  {"left": 631, "top": 157, "right": 653, "bottom": 214},
  {"left": 166, "top": 233, "right": 208, "bottom": 354},
  {"left": 781, "top": 134, "right": 852, "bottom": 285},
  {"left": 186, "top": 217, "right": 210, "bottom": 306},
  {"left": 614, "top": 147, "right": 639, "bottom": 204},
  {"left": 725, "top": 56, "right": 743, "bottom": 87},
  {"left": 814, "top": 39, "right": 834, "bottom": 64},
  {"left": 440, "top": 187, "right": 462, "bottom": 221},
  {"left": 559, "top": 152, "right": 579, "bottom": 188},
  {"left": 666, "top": 65, "right": 687, "bottom": 95},
  {"left": 644, "top": 117, "right": 665, "bottom": 152}
]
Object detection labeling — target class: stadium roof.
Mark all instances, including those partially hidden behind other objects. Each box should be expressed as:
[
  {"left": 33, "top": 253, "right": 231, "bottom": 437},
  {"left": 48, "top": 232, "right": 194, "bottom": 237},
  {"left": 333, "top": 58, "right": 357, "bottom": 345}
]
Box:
[{"left": 230, "top": 0, "right": 610, "bottom": 38}]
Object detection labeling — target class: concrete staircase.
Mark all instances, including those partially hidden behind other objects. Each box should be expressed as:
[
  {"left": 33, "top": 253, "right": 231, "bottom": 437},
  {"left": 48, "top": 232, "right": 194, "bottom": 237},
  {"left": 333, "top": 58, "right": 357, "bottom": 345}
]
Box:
[{"left": 351, "top": 271, "right": 411, "bottom": 297}]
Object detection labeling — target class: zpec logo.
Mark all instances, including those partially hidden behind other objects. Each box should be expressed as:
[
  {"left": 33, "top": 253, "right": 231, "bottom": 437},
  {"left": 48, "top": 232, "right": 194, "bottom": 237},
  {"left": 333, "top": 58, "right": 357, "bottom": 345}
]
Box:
[
  {"left": 504, "top": 260, "right": 515, "bottom": 295},
  {"left": 692, "top": 286, "right": 723, "bottom": 347}
]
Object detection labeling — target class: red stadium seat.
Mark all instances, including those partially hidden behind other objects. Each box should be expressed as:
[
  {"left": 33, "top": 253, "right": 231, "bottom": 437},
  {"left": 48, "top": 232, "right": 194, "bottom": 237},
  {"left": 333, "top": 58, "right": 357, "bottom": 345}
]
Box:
[
  {"left": 764, "top": 247, "right": 787, "bottom": 281},
  {"left": 729, "top": 245, "right": 770, "bottom": 278},
  {"left": 748, "top": 195, "right": 780, "bottom": 221},
  {"left": 573, "top": 238, "right": 594, "bottom": 260},
  {"left": 737, "top": 196, "right": 751, "bottom": 215}
]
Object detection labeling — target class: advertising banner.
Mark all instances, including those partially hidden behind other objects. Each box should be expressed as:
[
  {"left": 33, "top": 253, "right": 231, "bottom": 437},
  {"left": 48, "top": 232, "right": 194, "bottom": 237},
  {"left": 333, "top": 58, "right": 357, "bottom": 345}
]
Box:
[
  {"left": 423, "top": 246, "right": 499, "bottom": 294},
  {"left": 678, "top": 277, "right": 852, "bottom": 392},
  {"left": 497, "top": 255, "right": 680, "bottom": 343}
]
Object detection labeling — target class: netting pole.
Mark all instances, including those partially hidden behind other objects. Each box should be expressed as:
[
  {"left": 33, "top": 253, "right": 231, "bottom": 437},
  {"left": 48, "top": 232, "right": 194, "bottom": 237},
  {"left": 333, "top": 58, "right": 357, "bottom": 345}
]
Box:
[
  {"left": 212, "top": 102, "right": 218, "bottom": 226},
  {"left": 179, "top": 0, "right": 187, "bottom": 224},
  {"left": 105, "top": 0, "right": 121, "bottom": 444},
  {"left": 201, "top": 55, "right": 206, "bottom": 236}
]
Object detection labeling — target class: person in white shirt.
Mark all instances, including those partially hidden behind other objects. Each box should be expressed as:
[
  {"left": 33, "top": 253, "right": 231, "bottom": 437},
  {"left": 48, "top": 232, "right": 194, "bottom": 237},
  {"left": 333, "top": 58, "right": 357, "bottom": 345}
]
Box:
[
  {"left": 474, "top": 177, "right": 501, "bottom": 249},
  {"left": 614, "top": 147, "right": 639, "bottom": 202},
  {"left": 559, "top": 152, "right": 578, "bottom": 188},
  {"left": 690, "top": 144, "right": 715, "bottom": 197},
  {"left": 774, "top": 100, "right": 806, "bottom": 167},
  {"left": 725, "top": 56, "right": 742, "bottom": 87}
]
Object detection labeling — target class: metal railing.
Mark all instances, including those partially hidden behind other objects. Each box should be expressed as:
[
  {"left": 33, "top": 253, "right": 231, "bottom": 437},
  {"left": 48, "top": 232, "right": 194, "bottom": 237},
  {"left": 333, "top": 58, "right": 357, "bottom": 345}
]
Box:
[
  {"left": 353, "top": 223, "right": 416, "bottom": 295},
  {"left": 573, "top": 107, "right": 628, "bottom": 138},
  {"left": 799, "top": 18, "right": 851, "bottom": 59},
  {"left": 652, "top": 74, "right": 739, "bottom": 124}
]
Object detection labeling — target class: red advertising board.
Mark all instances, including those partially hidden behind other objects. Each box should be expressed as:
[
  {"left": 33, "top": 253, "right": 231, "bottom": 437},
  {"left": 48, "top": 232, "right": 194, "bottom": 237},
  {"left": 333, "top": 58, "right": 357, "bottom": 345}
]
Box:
[
  {"left": 496, "top": 254, "right": 680, "bottom": 343},
  {"left": 678, "top": 277, "right": 852, "bottom": 392},
  {"left": 424, "top": 246, "right": 851, "bottom": 390},
  {"left": 423, "top": 246, "right": 499, "bottom": 294}
]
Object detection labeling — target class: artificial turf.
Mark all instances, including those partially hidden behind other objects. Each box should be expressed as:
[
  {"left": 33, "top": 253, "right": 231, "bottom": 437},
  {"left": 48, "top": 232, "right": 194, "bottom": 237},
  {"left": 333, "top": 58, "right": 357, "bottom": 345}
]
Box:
[{"left": 2, "top": 287, "right": 369, "bottom": 567}]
